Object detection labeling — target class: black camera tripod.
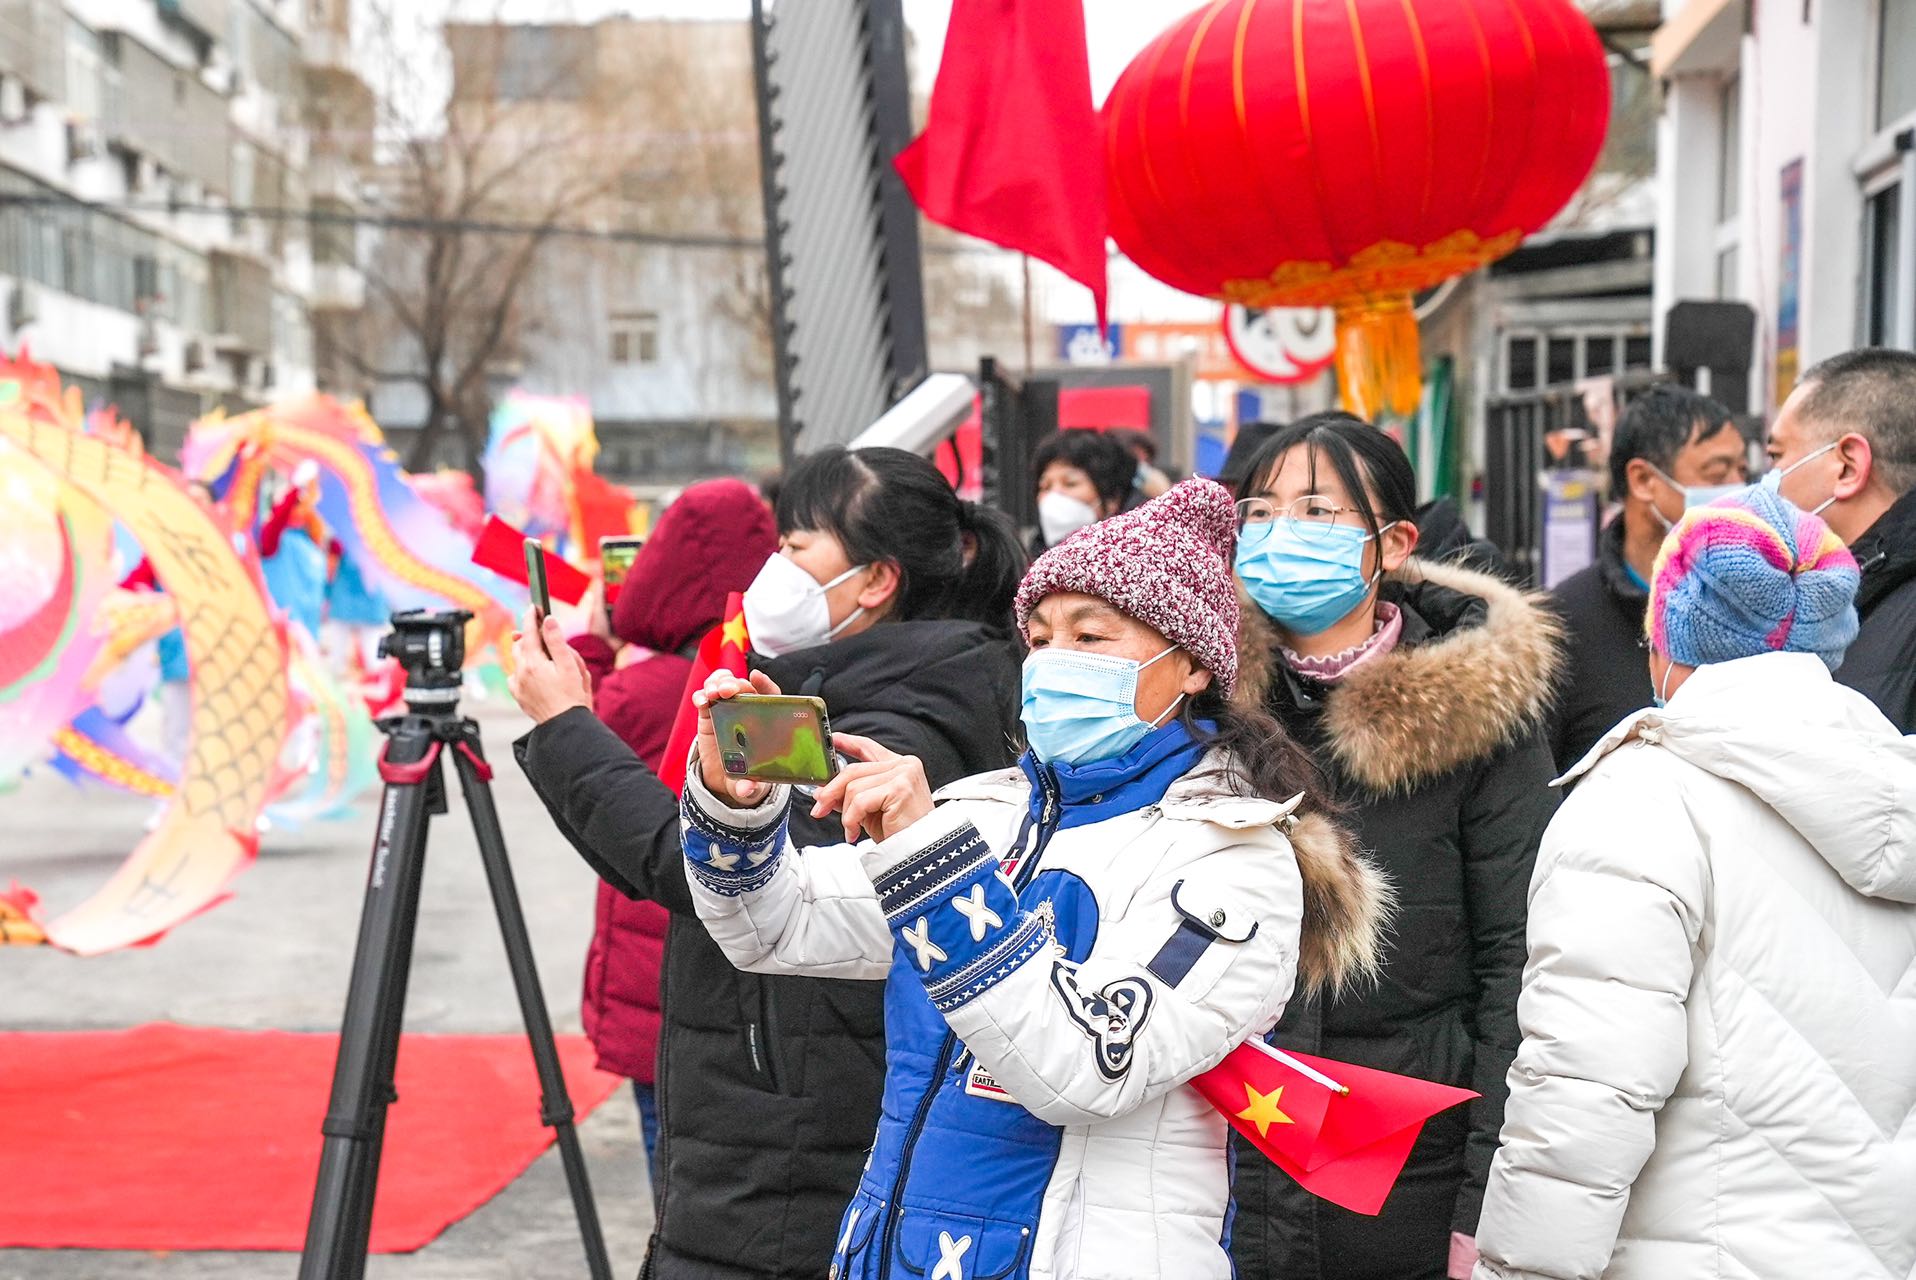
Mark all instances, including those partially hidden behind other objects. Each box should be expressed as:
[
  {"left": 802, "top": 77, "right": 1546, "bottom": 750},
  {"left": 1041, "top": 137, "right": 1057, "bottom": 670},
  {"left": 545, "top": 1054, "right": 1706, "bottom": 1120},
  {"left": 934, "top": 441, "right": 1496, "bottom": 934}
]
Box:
[{"left": 299, "top": 611, "right": 611, "bottom": 1280}]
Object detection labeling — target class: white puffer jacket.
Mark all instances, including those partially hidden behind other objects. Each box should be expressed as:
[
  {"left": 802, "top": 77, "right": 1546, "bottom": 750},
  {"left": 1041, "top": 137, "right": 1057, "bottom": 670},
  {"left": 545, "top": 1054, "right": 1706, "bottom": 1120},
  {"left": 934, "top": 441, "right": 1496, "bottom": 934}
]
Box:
[{"left": 1474, "top": 652, "right": 1916, "bottom": 1280}]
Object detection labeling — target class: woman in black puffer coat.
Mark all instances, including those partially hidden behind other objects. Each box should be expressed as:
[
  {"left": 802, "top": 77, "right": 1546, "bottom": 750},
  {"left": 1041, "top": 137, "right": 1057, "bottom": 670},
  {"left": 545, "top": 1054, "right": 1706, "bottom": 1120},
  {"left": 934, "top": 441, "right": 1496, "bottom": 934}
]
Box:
[
  {"left": 1226, "top": 415, "right": 1563, "bottom": 1280},
  {"left": 509, "top": 447, "right": 1026, "bottom": 1280}
]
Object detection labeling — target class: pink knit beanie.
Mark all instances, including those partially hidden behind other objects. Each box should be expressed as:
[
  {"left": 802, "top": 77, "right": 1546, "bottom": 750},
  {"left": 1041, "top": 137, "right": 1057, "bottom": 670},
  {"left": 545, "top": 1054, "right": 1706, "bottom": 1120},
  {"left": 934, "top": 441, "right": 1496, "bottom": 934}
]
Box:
[{"left": 1015, "top": 477, "right": 1241, "bottom": 694}]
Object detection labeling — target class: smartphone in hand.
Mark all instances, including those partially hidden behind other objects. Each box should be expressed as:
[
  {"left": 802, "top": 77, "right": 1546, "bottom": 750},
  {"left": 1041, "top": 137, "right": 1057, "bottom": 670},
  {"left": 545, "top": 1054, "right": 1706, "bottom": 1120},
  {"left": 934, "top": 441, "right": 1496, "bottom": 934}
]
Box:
[
  {"left": 599, "top": 536, "right": 644, "bottom": 630},
  {"left": 707, "top": 694, "right": 837, "bottom": 785},
  {"left": 524, "top": 537, "right": 552, "bottom": 656}
]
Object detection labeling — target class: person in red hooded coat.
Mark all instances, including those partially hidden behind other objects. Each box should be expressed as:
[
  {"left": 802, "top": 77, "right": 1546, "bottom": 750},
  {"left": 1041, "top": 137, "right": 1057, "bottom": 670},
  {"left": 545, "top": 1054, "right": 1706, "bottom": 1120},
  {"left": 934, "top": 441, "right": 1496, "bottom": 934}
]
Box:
[{"left": 566, "top": 477, "right": 776, "bottom": 1185}]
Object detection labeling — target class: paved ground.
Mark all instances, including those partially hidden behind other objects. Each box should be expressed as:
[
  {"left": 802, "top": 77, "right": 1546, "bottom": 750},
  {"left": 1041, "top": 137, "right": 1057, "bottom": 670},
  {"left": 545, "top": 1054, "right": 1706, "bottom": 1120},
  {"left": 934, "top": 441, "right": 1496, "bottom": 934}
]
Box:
[{"left": 0, "top": 697, "right": 654, "bottom": 1279}]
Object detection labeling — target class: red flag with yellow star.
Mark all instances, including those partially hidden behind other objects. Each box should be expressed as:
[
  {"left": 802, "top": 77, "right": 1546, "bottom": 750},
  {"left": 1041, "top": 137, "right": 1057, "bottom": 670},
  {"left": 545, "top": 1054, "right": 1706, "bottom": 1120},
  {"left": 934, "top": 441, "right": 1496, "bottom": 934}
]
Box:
[
  {"left": 1193, "top": 1039, "right": 1477, "bottom": 1215},
  {"left": 657, "top": 592, "right": 749, "bottom": 795}
]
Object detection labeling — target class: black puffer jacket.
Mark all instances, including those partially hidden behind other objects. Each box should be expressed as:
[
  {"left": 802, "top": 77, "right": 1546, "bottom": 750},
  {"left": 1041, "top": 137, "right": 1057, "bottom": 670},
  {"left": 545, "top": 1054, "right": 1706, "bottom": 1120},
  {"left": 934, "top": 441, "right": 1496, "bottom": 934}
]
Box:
[
  {"left": 1838, "top": 489, "right": 1916, "bottom": 734},
  {"left": 515, "top": 619, "right": 1023, "bottom": 1280},
  {"left": 1548, "top": 516, "right": 1652, "bottom": 775},
  {"left": 1229, "top": 560, "right": 1564, "bottom": 1280}
]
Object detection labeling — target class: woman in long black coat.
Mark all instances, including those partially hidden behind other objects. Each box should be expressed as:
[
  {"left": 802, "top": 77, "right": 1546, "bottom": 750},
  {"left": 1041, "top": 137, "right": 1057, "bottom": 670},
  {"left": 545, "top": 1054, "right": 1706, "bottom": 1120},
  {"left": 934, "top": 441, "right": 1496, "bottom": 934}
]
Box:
[{"left": 1226, "top": 415, "right": 1563, "bottom": 1280}]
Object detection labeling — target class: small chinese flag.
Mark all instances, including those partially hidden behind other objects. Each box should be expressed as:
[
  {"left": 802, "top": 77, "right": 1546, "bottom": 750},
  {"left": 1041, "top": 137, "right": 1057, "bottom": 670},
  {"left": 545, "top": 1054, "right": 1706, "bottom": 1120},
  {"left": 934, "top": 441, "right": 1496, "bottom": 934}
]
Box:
[
  {"left": 657, "top": 593, "right": 749, "bottom": 796},
  {"left": 471, "top": 515, "right": 591, "bottom": 606},
  {"left": 1193, "top": 1039, "right": 1478, "bottom": 1216}
]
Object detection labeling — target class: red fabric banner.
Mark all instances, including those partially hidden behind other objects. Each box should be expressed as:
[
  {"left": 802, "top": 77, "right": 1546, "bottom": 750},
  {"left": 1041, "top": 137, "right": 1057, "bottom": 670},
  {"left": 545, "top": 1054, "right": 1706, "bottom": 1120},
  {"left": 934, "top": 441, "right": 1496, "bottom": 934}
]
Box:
[
  {"left": 894, "top": 0, "right": 1106, "bottom": 327},
  {"left": 471, "top": 514, "right": 590, "bottom": 606}
]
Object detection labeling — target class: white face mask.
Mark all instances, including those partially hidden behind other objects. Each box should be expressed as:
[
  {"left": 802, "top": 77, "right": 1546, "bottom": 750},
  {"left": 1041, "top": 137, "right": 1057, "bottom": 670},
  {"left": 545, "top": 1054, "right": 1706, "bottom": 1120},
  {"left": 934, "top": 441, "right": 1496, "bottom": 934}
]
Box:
[
  {"left": 1761, "top": 441, "right": 1840, "bottom": 516},
  {"left": 1037, "top": 490, "right": 1100, "bottom": 547},
  {"left": 741, "top": 552, "right": 870, "bottom": 658}
]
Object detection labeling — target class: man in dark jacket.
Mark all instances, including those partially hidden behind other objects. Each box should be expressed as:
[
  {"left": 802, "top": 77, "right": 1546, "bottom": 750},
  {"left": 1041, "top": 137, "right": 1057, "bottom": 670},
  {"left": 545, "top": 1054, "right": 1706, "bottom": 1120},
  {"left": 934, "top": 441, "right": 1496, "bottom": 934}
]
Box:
[
  {"left": 564, "top": 479, "right": 777, "bottom": 1187},
  {"left": 1548, "top": 386, "right": 1746, "bottom": 772},
  {"left": 517, "top": 615, "right": 1023, "bottom": 1279},
  {"left": 1767, "top": 348, "right": 1916, "bottom": 732}
]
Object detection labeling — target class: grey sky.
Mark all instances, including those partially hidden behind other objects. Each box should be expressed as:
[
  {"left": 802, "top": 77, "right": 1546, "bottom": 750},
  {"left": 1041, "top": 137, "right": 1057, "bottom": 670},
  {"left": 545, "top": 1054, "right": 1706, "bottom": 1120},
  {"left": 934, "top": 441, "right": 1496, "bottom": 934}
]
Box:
[{"left": 435, "top": 0, "right": 1181, "bottom": 102}]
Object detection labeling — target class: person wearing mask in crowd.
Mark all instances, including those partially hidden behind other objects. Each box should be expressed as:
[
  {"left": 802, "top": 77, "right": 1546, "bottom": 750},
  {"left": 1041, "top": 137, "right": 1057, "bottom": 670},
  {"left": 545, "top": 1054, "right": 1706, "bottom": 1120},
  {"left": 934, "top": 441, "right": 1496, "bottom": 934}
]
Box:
[
  {"left": 1228, "top": 413, "right": 1563, "bottom": 1280},
  {"left": 1473, "top": 486, "right": 1916, "bottom": 1280},
  {"left": 1765, "top": 347, "right": 1916, "bottom": 731},
  {"left": 508, "top": 446, "right": 1027, "bottom": 1280},
  {"left": 680, "top": 479, "right": 1387, "bottom": 1280},
  {"left": 1550, "top": 386, "right": 1746, "bottom": 772},
  {"left": 1031, "top": 428, "right": 1137, "bottom": 552},
  {"left": 556, "top": 478, "right": 778, "bottom": 1193}
]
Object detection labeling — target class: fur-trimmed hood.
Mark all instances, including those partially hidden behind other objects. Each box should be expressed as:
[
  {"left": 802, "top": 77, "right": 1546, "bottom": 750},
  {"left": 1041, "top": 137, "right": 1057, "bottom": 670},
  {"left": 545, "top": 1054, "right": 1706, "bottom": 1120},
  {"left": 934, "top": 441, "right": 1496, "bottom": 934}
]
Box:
[
  {"left": 1284, "top": 807, "right": 1393, "bottom": 999},
  {"left": 1236, "top": 558, "right": 1565, "bottom": 795}
]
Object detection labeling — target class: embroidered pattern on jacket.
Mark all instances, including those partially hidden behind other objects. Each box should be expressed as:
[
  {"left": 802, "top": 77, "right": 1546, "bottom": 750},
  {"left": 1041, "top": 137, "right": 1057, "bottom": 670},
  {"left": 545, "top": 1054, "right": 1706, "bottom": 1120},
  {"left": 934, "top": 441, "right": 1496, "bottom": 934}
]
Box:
[
  {"left": 1050, "top": 964, "right": 1155, "bottom": 1080},
  {"left": 873, "top": 822, "right": 995, "bottom": 923},
  {"left": 926, "top": 902, "right": 1056, "bottom": 1012}
]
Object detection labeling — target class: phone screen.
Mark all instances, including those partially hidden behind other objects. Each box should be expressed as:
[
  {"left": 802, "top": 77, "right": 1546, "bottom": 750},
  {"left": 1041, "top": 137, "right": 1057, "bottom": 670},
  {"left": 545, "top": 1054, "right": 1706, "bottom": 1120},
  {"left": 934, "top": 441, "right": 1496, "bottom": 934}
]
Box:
[
  {"left": 708, "top": 695, "right": 836, "bottom": 785},
  {"left": 600, "top": 537, "right": 644, "bottom": 621},
  {"left": 524, "top": 538, "right": 552, "bottom": 655}
]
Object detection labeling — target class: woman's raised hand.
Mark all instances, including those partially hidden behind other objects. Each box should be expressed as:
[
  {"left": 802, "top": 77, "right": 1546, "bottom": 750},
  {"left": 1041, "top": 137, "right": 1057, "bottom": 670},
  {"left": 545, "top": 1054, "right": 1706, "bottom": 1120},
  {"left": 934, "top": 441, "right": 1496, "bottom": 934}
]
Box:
[
  {"left": 808, "top": 732, "right": 933, "bottom": 845},
  {"left": 692, "top": 667, "right": 784, "bottom": 808},
  {"left": 507, "top": 608, "right": 594, "bottom": 724}
]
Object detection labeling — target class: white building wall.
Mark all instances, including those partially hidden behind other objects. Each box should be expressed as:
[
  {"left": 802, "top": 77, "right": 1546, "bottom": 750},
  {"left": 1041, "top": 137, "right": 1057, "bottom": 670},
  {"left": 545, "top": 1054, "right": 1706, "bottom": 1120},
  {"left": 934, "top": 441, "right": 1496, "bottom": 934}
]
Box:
[{"left": 1654, "top": 0, "right": 1916, "bottom": 413}]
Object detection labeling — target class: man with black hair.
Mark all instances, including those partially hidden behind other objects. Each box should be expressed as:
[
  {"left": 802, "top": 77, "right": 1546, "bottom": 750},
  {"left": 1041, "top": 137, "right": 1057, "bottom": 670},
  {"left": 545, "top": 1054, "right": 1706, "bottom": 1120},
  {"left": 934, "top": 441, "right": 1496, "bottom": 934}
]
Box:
[
  {"left": 1767, "top": 347, "right": 1916, "bottom": 731},
  {"left": 1548, "top": 384, "right": 1747, "bottom": 772}
]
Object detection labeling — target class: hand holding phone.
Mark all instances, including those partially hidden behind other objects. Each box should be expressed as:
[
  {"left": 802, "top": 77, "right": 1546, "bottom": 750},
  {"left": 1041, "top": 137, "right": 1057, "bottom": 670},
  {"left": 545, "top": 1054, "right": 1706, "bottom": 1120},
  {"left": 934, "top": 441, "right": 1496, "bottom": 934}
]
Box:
[
  {"left": 708, "top": 694, "right": 837, "bottom": 787},
  {"left": 599, "top": 536, "right": 644, "bottom": 630}
]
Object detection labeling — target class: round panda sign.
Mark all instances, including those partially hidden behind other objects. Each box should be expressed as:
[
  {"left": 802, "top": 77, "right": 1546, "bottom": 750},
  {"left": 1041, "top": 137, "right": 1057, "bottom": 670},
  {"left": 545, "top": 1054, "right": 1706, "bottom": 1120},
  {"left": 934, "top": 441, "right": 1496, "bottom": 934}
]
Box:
[{"left": 1222, "top": 305, "right": 1337, "bottom": 384}]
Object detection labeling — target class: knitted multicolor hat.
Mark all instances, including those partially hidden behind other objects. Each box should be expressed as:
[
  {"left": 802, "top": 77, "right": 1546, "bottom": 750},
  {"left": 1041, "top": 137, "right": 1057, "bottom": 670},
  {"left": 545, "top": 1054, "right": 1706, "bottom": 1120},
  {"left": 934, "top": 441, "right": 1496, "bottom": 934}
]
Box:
[
  {"left": 1015, "top": 477, "right": 1241, "bottom": 693},
  {"left": 1647, "top": 484, "right": 1860, "bottom": 671}
]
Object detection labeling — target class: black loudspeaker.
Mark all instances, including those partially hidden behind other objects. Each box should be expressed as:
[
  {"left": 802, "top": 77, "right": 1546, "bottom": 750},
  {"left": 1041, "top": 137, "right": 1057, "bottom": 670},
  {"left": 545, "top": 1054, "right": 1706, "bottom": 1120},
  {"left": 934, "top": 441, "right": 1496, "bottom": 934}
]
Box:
[{"left": 1664, "top": 301, "right": 1757, "bottom": 373}]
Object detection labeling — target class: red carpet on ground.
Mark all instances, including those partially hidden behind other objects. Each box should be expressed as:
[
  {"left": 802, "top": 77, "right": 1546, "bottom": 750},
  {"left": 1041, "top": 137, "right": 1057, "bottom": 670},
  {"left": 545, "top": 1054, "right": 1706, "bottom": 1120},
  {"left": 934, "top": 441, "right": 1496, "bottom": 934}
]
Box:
[{"left": 0, "top": 1022, "right": 623, "bottom": 1253}]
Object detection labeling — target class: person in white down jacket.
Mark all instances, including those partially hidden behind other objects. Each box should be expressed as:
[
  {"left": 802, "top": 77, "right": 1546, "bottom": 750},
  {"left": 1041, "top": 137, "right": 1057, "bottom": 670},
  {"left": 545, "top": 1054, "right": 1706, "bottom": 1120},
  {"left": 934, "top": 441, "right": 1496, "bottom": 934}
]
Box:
[
  {"left": 1473, "top": 483, "right": 1916, "bottom": 1280},
  {"left": 679, "top": 479, "right": 1390, "bottom": 1280}
]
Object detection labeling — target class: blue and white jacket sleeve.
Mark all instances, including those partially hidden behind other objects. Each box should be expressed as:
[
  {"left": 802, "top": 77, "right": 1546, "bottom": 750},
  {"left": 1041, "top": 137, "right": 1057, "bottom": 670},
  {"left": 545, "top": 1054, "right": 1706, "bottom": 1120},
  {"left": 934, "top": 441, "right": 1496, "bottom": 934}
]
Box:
[
  {"left": 868, "top": 805, "right": 1305, "bottom": 1128},
  {"left": 680, "top": 762, "right": 893, "bottom": 981}
]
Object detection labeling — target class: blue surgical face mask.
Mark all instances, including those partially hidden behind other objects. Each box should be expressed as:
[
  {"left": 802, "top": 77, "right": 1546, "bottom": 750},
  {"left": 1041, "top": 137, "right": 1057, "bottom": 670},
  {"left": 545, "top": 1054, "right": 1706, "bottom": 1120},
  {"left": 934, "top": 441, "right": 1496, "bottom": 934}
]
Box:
[
  {"left": 1646, "top": 464, "right": 1743, "bottom": 527},
  {"left": 1761, "top": 441, "right": 1839, "bottom": 516},
  {"left": 1235, "top": 521, "right": 1393, "bottom": 637},
  {"left": 1021, "top": 645, "right": 1183, "bottom": 766}
]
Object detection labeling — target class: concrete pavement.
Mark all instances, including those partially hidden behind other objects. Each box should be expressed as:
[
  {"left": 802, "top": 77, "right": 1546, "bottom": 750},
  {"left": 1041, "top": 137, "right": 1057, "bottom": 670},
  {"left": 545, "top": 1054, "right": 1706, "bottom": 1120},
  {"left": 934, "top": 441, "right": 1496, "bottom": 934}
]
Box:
[{"left": 0, "top": 696, "right": 654, "bottom": 1278}]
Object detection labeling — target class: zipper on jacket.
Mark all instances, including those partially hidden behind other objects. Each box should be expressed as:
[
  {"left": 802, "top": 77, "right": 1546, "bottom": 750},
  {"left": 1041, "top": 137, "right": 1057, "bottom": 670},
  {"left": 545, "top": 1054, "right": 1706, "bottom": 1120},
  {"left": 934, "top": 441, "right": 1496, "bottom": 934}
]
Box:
[
  {"left": 879, "top": 766, "right": 1063, "bottom": 1278},
  {"left": 877, "top": 1031, "right": 957, "bottom": 1280}
]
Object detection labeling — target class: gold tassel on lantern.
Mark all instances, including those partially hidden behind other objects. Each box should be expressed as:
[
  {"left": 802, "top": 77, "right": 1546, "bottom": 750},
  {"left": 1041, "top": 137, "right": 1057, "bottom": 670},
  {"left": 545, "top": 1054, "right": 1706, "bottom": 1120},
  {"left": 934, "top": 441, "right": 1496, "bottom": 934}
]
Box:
[{"left": 1334, "top": 293, "right": 1424, "bottom": 421}]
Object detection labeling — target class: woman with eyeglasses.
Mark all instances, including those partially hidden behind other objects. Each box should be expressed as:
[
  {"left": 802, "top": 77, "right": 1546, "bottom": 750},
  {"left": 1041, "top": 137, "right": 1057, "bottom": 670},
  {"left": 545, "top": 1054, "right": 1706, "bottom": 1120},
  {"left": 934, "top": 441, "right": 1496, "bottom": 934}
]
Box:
[{"left": 1224, "top": 414, "right": 1565, "bottom": 1280}]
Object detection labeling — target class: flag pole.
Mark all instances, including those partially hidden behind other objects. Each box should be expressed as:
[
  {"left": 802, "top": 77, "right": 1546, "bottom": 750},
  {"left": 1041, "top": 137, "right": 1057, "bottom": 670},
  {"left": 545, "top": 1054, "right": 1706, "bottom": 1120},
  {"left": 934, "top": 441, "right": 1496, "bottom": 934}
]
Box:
[
  {"left": 1022, "top": 252, "right": 1035, "bottom": 374},
  {"left": 1245, "top": 1037, "right": 1351, "bottom": 1095}
]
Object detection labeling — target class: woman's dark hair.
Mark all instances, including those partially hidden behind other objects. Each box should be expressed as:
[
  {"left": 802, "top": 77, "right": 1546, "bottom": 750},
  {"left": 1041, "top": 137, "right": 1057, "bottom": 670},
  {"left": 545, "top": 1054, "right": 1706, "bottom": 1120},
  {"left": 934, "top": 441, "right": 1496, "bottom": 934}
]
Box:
[
  {"left": 1181, "top": 687, "right": 1338, "bottom": 815},
  {"left": 1031, "top": 429, "right": 1137, "bottom": 509},
  {"left": 1236, "top": 411, "right": 1418, "bottom": 544},
  {"left": 777, "top": 445, "right": 1025, "bottom": 628}
]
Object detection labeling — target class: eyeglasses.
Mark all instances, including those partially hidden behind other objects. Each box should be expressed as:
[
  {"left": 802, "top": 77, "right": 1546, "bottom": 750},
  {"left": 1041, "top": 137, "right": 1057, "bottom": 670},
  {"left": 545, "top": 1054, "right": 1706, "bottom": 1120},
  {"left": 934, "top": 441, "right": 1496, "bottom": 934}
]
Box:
[{"left": 1234, "top": 495, "right": 1368, "bottom": 545}]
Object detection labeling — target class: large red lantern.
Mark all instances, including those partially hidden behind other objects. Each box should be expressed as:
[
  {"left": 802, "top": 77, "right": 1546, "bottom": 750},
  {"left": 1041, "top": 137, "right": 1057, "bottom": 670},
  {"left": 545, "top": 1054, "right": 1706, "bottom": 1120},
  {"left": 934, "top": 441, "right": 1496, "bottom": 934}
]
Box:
[{"left": 1104, "top": 0, "right": 1611, "bottom": 419}]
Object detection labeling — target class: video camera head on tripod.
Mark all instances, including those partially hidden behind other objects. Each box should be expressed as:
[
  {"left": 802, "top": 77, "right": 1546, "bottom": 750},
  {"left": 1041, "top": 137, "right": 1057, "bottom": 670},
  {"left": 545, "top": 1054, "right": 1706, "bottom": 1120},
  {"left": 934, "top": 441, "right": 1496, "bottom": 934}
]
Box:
[{"left": 378, "top": 609, "right": 472, "bottom": 714}]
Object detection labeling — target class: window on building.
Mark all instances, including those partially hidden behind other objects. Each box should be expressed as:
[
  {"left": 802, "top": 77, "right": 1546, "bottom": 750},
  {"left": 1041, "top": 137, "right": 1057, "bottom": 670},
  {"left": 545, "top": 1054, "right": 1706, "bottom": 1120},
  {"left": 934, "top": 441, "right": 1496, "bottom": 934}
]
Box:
[
  {"left": 1583, "top": 334, "right": 1618, "bottom": 378},
  {"left": 1715, "top": 243, "right": 1740, "bottom": 301},
  {"left": 1546, "top": 336, "right": 1577, "bottom": 386},
  {"left": 1718, "top": 77, "right": 1742, "bottom": 222},
  {"left": 610, "top": 311, "right": 660, "bottom": 365},
  {"left": 1864, "top": 183, "right": 1904, "bottom": 347},
  {"left": 1881, "top": 0, "right": 1916, "bottom": 129},
  {"left": 1506, "top": 334, "right": 1539, "bottom": 392},
  {"left": 1624, "top": 334, "right": 1654, "bottom": 371}
]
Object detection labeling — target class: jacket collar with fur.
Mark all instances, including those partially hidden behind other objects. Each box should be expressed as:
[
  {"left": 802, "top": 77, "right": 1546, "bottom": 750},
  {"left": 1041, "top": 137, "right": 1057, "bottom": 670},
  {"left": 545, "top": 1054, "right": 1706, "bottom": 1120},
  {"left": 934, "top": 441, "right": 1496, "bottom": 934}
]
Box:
[{"left": 1236, "top": 558, "right": 1564, "bottom": 796}]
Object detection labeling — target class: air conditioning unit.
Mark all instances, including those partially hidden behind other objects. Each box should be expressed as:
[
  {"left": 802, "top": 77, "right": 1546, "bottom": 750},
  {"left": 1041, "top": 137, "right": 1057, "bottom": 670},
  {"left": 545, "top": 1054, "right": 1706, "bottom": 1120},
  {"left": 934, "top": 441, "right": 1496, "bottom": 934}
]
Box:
[
  {"left": 0, "top": 77, "right": 27, "bottom": 125},
  {"left": 7, "top": 283, "right": 37, "bottom": 331}
]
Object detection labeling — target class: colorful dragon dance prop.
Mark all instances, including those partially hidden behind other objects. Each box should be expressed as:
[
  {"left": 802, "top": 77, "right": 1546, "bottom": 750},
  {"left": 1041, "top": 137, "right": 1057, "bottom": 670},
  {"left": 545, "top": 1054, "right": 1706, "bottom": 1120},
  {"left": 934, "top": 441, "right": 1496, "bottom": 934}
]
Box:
[
  {"left": 0, "top": 356, "right": 293, "bottom": 954},
  {"left": 484, "top": 390, "right": 640, "bottom": 559},
  {"left": 182, "top": 394, "right": 524, "bottom": 654}
]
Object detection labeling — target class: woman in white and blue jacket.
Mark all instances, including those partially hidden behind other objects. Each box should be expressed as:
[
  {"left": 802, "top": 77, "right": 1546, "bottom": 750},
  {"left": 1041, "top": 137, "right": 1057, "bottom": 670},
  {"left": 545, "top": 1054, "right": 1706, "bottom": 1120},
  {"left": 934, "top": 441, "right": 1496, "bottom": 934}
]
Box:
[{"left": 679, "top": 480, "right": 1388, "bottom": 1280}]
